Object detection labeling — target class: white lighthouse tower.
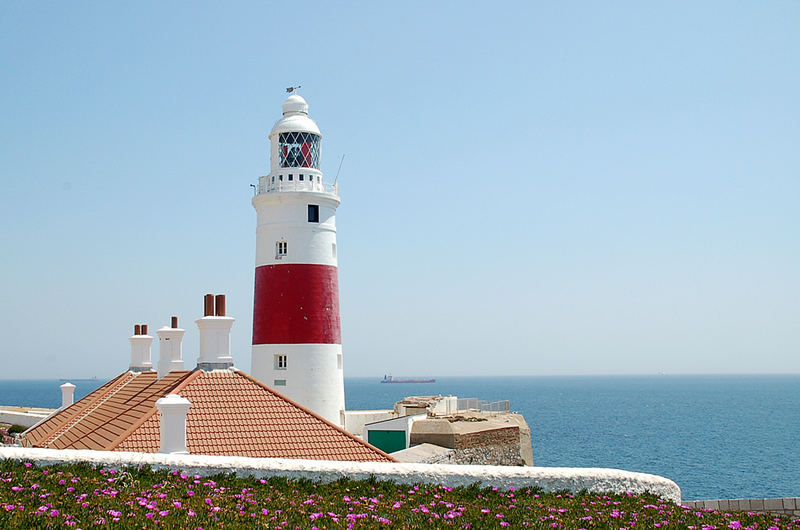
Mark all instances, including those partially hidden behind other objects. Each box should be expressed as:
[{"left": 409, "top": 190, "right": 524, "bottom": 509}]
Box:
[{"left": 251, "top": 92, "right": 345, "bottom": 426}]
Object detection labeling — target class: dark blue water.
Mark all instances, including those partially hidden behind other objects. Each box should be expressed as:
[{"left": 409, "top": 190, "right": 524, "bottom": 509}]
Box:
[{"left": 2, "top": 375, "right": 798, "bottom": 501}]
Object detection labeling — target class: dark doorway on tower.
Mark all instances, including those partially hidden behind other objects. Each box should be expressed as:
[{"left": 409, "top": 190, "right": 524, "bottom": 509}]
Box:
[{"left": 308, "top": 204, "right": 319, "bottom": 223}]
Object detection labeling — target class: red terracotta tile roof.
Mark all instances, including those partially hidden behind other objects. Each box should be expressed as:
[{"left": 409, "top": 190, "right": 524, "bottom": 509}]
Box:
[
  {"left": 24, "top": 371, "right": 191, "bottom": 450},
  {"left": 24, "top": 369, "right": 394, "bottom": 463}
]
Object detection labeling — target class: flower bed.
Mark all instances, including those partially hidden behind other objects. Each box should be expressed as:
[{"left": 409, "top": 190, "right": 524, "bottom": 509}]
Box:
[{"left": 1, "top": 460, "right": 797, "bottom": 528}]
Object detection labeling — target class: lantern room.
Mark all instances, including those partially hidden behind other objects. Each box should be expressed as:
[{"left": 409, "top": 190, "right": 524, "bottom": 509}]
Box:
[{"left": 257, "top": 93, "right": 330, "bottom": 195}]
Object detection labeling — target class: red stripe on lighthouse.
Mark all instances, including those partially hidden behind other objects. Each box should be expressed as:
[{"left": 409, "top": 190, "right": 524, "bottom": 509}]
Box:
[{"left": 252, "top": 264, "right": 341, "bottom": 345}]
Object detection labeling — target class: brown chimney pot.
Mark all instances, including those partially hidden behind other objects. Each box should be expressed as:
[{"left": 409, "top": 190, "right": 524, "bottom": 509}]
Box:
[
  {"left": 134, "top": 324, "right": 141, "bottom": 336},
  {"left": 171, "top": 316, "right": 178, "bottom": 328},
  {"left": 141, "top": 324, "right": 148, "bottom": 335},
  {"left": 215, "top": 294, "right": 226, "bottom": 316},
  {"left": 204, "top": 294, "right": 214, "bottom": 316}
]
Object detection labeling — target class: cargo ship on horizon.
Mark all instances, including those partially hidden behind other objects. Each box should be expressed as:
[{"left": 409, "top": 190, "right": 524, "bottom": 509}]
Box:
[{"left": 380, "top": 375, "right": 436, "bottom": 384}]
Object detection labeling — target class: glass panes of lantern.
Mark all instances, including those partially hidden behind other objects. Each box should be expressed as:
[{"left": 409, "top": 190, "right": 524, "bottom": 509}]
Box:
[{"left": 279, "top": 132, "right": 321, "bottom": 169}]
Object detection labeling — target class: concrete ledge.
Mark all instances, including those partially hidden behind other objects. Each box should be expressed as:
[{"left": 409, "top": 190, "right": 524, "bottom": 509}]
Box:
[
  {"left": 0, "top": 446, "right": 681, "bottom": 503},
  {"left": 684, "top": 498, "right": 800, "bottom": 517}
]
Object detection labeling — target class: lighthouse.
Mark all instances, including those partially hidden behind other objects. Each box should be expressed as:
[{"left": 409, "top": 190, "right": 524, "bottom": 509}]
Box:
[{"left": 251, "top": 93, "right": 345, "bottom": 426}]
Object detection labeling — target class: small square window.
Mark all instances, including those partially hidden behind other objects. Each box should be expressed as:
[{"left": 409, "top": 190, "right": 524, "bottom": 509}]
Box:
[
  {"left": 299, "top": 174, "right": 304, "bottom": 181},
  {"left": 278, "top": 175, "right": 283, "bottom": 181},
  {"left": 308, "top": 204, "right": 319, "bottom": 223},
  {"left": 275, "top": 240, "right": 287, "bottom": 259},
  {"left": 273, "top": 379, "right": 286, "bottom": 387},
  {"left": 288, "top": 174, "right": 293, "bottom": 181},
  {"left": 274, "top": 354, "right": 287, "bottom": 370},
  {"left": 337, "top": 354, "right": 342, "bottom": 370},
  {"left": 271, "top": 176, "right": 274, "bottom": 183}
]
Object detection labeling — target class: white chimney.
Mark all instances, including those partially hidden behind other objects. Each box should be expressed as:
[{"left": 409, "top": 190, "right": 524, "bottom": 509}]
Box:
[
  {"left": 129, "top": 324, "right": 154, "bottom": 372},
  {"left": 155, "top": 394, "right": 191, "bottom": 454},
  {"left": 157, "top": 316, "right": 185, "bottom": 378},
  {"left": 60, "top": 382, "right": 76, "bottom": 409},
  {"left": 196, "top": 294, "right": 234, "bottom": 370}
]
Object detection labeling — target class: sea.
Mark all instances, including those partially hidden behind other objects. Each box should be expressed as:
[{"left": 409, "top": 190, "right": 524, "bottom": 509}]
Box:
[{"left": 1, "top": 374, "right": 798, "bottom": 501}]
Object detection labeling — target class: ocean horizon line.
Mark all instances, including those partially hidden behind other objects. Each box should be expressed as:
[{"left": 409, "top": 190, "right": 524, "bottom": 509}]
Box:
[{"left": 2, "top": 372, "right": 799, "bottom": 382}]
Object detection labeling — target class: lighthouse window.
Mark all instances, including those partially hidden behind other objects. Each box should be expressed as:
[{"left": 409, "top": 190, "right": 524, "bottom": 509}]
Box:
[
  {"left": 275, "top": 240, "right": 287, "bottom": 258},
  {"left": 278, "top": 174, "right": 283, "bottom": 181},
  {"left": 274, "top": 354, "right": 287, "bottom": 370},
  {"left": 273, "top": 379, "right": 286, "bottom": 387},
  {"left": 299, "top": 174, "right": 304, "bottom": 181},
  {"left": 279, "top": 131, "right": 321, "bottom": 169},
  {"left": 288, "top": 174, "right": 293, "bottom": 181},
  {"left": 308, "top": 204, "right": 320, "bottom": 223}
]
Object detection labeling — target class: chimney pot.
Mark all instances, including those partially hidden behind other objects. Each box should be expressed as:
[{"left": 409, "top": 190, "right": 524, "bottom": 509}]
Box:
[
  {"left": 134, "top": 324, "right": 141, "bottom": 335},
  {"left": 171, "top": 316, "right": 178, "bottom": 328},
  {"left": 141, "top": 324, "right": 148, "bottom": 335},
  {"left": 215, "top": 294, "right": 226, "bottom": 316},
  {"left": 204, "top": 294, "right": 214, "bottom": 316}
]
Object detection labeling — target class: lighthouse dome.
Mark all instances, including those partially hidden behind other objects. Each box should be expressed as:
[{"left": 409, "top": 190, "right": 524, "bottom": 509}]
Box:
[
  {"left": 271, "top": 94, "right": 321, "bottom": 137},
  {"left": 282, "top": 94, "right": 308, "bottom": 115}
]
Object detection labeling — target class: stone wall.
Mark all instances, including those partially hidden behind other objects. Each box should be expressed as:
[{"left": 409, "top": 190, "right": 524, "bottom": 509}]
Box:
[
  {"left": 455, "top": 426, "right": 519, "bottom": 450},
  {"left": 684, "top": 498, "right": 800, "bottom": 518},
  {"left": 424, "top": 444, "right": 524, "bottom": 466},
  {"left": 0, "top": 446, "right": 682, "bottom": 504}
]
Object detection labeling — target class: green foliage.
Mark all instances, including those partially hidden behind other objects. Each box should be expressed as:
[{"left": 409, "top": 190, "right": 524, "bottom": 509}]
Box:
[
  {"left": 0, "top": 460, "right": 797, "bottom": 528},
  {"left": 6, "top": 425, "right": 26, "bottom": 435}
]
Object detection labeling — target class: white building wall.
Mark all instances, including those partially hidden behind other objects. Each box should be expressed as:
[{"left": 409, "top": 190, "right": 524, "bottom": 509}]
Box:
[
  {"left": 253, "top": 192, "right": 339, "bottom": 267},
  {"left": 252, "top": 343, "right": 344, "bottom": 425}
]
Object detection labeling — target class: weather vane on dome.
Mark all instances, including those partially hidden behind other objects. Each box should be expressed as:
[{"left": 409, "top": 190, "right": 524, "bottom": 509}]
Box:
[{"left": 285, "top": 85, "right": 302, "bottom": 94}]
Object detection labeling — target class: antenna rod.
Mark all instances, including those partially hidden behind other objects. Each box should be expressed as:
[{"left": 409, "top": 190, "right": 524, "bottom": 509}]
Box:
[{"left": 334, "top": 154, "right": 345, "bottom": 185}]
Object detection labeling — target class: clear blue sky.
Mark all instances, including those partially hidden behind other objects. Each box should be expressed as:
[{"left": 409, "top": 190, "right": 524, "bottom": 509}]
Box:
[{"left": 1, "top": 2, "right": 798, "bottom": 379}]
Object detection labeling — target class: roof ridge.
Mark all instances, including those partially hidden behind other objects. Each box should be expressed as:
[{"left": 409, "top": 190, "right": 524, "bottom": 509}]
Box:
[
  {"left": 107, "top": 370, "right": 199, "bottom": 451},
  {"left": 43, "top": 372, "right": 137, "bottom": 446},
  {"left": 233, "top": 370, "right": 396, "bottom": 462}
]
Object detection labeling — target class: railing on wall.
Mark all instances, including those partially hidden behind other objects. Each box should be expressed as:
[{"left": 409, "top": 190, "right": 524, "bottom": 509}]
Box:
[
  {"left": 456, "top": 398, "right": 510, "bottom": 412},
  {"left": 255, "top": 178, "right": 338, "bottom": 197}
]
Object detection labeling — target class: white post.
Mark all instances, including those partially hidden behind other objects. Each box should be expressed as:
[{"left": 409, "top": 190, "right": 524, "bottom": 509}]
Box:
[
  {"left": 157, "top": 317, "right": 185, "bottom": 378},
  {"left": 156, "top": 394, "right": 192, "bottom": 454},
  {"left": 60, "top": 382, "right": 76, "bottom": 409}
]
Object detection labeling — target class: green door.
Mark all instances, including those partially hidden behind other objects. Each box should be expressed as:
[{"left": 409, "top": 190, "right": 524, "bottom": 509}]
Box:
[{"left": 367, "top": 430, "right": 406, "bottom": 453}]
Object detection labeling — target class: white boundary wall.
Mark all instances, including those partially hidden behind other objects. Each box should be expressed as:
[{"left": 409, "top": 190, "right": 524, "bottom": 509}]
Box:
[
  {"left": 0, "top": 410, "right": 51, "bottom": 428},
  {"left": 0, "top": 447, "right": 681, "bottom": 504}
]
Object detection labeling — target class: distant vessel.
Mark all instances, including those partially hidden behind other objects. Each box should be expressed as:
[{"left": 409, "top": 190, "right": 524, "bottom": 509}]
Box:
[{"left": 381, "top": 375, "right": 436, "bottom": 384}]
